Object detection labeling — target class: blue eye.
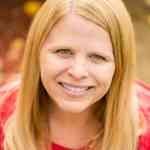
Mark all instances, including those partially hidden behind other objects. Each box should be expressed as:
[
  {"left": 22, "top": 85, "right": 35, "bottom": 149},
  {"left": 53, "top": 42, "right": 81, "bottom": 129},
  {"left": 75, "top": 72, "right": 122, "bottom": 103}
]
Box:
[
  {"left": 55, "top": 49, "right": 73, "bottom": 58},
  {"left": 89, "top": 54, "right": 106, "bottom": 64}
]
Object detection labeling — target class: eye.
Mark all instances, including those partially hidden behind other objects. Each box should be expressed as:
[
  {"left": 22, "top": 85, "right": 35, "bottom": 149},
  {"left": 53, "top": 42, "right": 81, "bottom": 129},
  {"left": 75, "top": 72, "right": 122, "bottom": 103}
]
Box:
[
  {"left": 54, "top": 49, "right": 73, "bottom": 58},
  {"left": 89, "top": 54, "right": 106, "bottom": 64}
]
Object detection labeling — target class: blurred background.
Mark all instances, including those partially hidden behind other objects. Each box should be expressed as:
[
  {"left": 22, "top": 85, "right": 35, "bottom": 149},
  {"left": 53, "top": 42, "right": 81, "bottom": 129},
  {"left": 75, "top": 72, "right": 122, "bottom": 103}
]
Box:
[{"left": 0, "top": 0, "right": 150, "bottom": 85}]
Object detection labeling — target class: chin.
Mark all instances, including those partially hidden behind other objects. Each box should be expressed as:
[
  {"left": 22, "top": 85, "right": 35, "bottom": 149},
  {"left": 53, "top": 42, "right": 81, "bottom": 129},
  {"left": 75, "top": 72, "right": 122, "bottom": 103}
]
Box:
[{"left": 57, "top": 100, "right": 91, "bottom": 113}]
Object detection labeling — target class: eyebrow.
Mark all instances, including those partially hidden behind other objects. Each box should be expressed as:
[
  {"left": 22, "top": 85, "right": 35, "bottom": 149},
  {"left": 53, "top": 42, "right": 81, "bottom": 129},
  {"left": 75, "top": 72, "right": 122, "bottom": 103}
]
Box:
[
  {"left": 44, "top": 44, "right": 74, "bottom": 51},
  {"left": 44, "top": 43, "right": 114, "bottom": 59}
]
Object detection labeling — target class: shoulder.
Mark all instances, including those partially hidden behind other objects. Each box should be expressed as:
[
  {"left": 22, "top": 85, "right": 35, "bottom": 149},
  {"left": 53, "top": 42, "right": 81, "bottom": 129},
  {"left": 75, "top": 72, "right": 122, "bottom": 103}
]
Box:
[
  {"left": 136, "top": 80, "right": 150, "bottom": 150},
  {"left": 136, "top": 80, "right": 150, "bottom": 130},
  {"left": 0, "top": 79, "right": 20, "bottom": 149},
  {"left": 136, "top": 80, "right": 150, "bottom": 104},
  {"left": 0, "top": 79, "right": 20, "bottom": 123}
]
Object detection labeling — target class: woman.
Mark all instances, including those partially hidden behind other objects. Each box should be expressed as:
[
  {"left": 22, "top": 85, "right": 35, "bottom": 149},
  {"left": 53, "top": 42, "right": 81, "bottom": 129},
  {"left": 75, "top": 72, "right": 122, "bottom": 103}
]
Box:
[{"left": 0, "top": 0, "right": 150, "bottom": 150}]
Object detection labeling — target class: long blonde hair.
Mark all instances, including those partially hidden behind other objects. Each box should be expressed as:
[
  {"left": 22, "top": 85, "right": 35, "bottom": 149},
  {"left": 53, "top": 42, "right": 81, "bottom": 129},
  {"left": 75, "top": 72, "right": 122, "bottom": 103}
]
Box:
[{"left": 4, "top": 0, "right": 138, "bottom": 150}]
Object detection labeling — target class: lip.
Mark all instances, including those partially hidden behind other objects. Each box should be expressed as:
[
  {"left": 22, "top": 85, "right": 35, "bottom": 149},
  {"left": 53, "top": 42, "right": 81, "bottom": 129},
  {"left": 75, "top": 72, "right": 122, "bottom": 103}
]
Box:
[{"left": 58, "top": 82, "right": 94, "bottom": 97}]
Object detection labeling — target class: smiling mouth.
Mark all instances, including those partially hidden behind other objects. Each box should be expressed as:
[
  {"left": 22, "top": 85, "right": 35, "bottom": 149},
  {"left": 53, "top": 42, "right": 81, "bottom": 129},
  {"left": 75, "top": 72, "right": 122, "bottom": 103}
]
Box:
[{"left": 58, "top": 82, "right": 94, "bottom": 97}]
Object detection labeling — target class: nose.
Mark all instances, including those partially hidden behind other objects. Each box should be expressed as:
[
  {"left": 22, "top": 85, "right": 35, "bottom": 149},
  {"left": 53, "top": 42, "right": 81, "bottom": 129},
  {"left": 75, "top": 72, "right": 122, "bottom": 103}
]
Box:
[{"left": 67, "top": 59, "right": 89, "bottom": 80}]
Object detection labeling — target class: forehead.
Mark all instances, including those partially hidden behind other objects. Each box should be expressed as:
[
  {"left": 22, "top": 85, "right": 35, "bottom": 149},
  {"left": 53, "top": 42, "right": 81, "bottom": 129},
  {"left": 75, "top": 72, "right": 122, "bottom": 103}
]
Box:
[{"left": 44, "top": 14, "right": 113, "bottom": 53}]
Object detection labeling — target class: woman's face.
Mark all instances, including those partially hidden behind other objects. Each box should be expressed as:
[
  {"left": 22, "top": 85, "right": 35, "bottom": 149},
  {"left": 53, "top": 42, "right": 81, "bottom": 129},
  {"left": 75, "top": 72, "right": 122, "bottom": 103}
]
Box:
[{"left": 40, "top": 14, "right": 115, "bottom": 113}]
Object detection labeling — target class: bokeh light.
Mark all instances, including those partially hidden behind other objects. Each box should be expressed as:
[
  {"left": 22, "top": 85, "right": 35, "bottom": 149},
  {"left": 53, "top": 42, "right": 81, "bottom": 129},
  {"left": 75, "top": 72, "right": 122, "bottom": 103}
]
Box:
[{"left": 23, "top": 1, "right": 42, "bottom": 17}]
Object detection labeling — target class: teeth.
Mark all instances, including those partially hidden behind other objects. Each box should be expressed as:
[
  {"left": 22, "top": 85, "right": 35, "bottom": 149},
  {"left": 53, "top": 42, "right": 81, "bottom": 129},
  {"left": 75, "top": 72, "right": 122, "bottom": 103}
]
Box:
[
  {"left": 60, "top": 82, "right": 89, "bottom": 96},
  {"left": 62, "top": 83, "right": 88, "bottom": 92}
]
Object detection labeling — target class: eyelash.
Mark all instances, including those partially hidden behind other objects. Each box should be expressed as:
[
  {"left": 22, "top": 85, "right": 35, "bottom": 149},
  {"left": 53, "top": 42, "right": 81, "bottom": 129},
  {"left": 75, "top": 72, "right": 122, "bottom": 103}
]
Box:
[
  {"left": 89, "top": 54, "right": 106, "bottom": 63},
  {"left": 54, "top": 49, "right": 107, "bottom": 63},
  {"left": 54, "top": 49, "right": 73, "bottom": 57}
]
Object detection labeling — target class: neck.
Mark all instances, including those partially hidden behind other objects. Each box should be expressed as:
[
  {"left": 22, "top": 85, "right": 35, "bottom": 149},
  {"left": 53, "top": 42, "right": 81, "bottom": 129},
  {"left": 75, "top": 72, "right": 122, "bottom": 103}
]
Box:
[
  {"left": 50, "top": 103, "right": 99, "bottom": 129},
  {"left": 48, "top": 85, "right": 141, "bottom": 148},
  {"left": 50, "top": 102, "right": 101, "bottom": 149},
  {"left": 49, "top": 103, "right": 101, "bottom": 148}
]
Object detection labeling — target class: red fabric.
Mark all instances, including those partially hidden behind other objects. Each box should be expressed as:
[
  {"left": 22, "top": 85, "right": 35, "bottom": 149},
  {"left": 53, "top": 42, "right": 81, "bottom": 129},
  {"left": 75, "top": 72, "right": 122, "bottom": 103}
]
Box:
[
  {"left": 52, "top": 143, "right": 75, "bottom": 150},
  {"left": 0, "top": 81, "right": 19, "bottom": 150},
  {"left": 0, "top": 80, "right": 150, "bottom": 150},
  {"left": 136, "top": 80, "right": 150, "bottom": 150}
]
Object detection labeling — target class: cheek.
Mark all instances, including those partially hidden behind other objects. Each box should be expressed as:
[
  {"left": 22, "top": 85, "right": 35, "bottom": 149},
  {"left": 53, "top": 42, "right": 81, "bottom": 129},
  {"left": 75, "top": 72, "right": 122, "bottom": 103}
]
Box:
[
  {"left": 40, "top": 54, "right": 71, "bottom": 79},
  {"left": 91, "top": 63, "right": 115, "bottom": 89},
  {"left": 91, "top": 63, "right": 115, "bottom": 80}
]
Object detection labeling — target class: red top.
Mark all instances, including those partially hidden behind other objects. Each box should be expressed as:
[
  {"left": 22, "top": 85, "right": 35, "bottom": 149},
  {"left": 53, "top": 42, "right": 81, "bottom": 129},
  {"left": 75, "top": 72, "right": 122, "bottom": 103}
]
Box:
[{"left": 0, "top": 80, "right": 150, "bottom": 150}]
